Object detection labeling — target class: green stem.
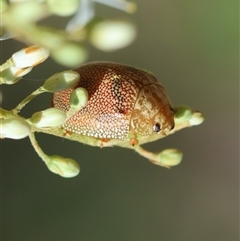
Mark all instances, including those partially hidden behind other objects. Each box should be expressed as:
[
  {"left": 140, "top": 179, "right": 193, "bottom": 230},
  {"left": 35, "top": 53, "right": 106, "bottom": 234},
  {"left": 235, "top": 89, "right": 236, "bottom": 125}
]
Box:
[
  {"left": 134, "top": 145, "right": 155, "bottom": 160},
  {"left": 0, "top": 59, "right": 14, "bottom": 72},
  {"left": 0, "top": 108, "right": 11, "bottom": 119},
  {"left": 134, "top": 145, "right": 170, "bottom": 168},
  {"left": 13, "top": 87, "right": 46, "bottom": 113},
  {"left": 28, "top": 132, "right": 50, "bottom": 164}
]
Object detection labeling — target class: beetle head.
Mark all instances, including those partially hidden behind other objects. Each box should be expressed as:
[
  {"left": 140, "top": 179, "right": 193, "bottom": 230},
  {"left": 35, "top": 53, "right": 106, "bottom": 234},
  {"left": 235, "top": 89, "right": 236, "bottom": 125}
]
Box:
[{"left": 130, "top": 83, "right": 175, "bottom": 136}]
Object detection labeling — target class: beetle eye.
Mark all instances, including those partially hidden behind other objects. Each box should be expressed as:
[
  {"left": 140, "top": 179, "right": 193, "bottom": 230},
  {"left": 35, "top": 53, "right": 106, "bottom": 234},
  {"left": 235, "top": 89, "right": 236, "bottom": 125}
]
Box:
[{"left": 153, "top": 123, "right": 161, "bottom": 133}]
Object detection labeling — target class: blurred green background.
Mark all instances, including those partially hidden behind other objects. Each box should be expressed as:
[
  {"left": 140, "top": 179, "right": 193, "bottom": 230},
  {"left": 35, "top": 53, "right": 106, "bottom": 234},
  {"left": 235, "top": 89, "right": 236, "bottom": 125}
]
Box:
[{"left": 1, "top": 1, "right": 239, "bottom": 241}]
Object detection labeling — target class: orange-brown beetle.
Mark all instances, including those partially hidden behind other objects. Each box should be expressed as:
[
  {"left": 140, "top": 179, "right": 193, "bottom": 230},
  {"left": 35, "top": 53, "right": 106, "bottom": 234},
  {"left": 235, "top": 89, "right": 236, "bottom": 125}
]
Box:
[{"left": 52, "top": 62, "right": 175, "bottom": 145}]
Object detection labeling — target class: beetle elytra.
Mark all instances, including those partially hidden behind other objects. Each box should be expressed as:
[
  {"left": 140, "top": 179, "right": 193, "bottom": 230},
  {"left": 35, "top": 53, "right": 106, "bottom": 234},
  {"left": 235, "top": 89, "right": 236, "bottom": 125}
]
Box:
[{"left": 52, "top": 62, "right": 175, "bottom": 146}]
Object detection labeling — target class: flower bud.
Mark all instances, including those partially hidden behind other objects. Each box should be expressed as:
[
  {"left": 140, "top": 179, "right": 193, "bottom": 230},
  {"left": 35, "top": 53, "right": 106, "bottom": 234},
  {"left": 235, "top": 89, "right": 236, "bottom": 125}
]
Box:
[
  {"left": 12, "top": 45, "right": 49, "bottom": 68},
  {"left": 29, "top": 108, "right": 67, "bottom": 128},
  {"left": 0, "top": 118, "right": 31, "bottom": 139},
  {"left": 27, "top": 26, "right": 66, "bottom": 50},
  {"left": 42, "top": 70, "right": 80, "bottom": 92},
  {"left": 6, "top": 1, "right": 45, "bottom": 22},
  {"left": 174, "top": 106, "right": 192, "bottom": 122},
  {"left": 51, "top": 42, "right": 88, "bottom": 67},
  {"left": 65, "top": 87, "right": 88, "bottom": 119},
  {"left": 69, "top": 87, "right": 88, "bottom": 110},
  {"left": 47, "top": 155, "right": 80, "bottom": 178},
  {"left": 159, "top": 149, "right": 183, "bottom": 167},
  {"left": 189, "top": 112, "right": 204, "bottom": 126},
  {"left": 89, "top": 19, "right": 137, "bottom": 51},
  {"left": 46, "top": 0, "right": 79, "bottom": 16},
  {"left": 1, "top": 66, "right": 32, "bottom": 84}
]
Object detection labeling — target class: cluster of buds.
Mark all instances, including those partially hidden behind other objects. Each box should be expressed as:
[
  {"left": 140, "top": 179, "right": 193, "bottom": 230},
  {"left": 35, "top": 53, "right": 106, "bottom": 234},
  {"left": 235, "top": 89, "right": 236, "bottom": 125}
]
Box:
[
  {"left": 1, "top": 0, "right": 137, "bottom": 67},
  {"left": 0, "top": 46, "right": 88, "bottom": 178},
  {"left": 0, "top": 45, "right": 49, "bottom": 85}
]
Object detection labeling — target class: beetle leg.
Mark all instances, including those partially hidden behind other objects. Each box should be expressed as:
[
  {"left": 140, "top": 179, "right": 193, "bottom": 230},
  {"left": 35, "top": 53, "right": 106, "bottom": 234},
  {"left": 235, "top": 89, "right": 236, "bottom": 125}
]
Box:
[
  {"left": 62, "top": 129, "right": 73, "bottom": 137},
  {"left": 128, "top": 130, "right": 138, "bottom": 146},
  {"left": 99, "top": 138, "right": 109, "bottom": 148}
]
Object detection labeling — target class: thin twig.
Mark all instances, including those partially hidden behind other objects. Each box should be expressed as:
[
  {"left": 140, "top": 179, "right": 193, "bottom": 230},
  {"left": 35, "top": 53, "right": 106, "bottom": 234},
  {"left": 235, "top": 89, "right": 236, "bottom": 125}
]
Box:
[
  {"left": 13, "top": 87, "right": 46, "bottom": 113},
  {"left": 28, "top": 132, "right": 49, "bottom": 164}
]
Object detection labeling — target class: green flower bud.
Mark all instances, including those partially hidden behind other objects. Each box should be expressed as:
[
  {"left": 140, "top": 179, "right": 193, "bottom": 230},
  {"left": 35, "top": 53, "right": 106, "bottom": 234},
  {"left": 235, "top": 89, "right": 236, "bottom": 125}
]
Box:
[
  {"left": 51, "top": 42, "right": 88, "bottom": 67},
  {"left": 189, "top": 112, "right": 205, "bottom": 126},
  {"left": 47, "top": 155, "right": 80, "bottom": 178},
  {"left": 65, "top": 87, "right": 88, "bottom": 119},
  {"left": 174, "top": 106, "right": 192, "bottom": 122},
  {"left": 69, "top": 87, "right": 88, "bottom": 110},
  {"left": 46, "top": 0, "right": 80, "bottom": 16},
  {"left": 1, "top": 66, "right": 32, "bottom": 84},
  {"left": 0, "top": 118, "right": 31, "bottom": 139},
  {"left": 89, "top": 19, "right": 137, "bottom": 51},
  {"left": 28, "top": 26, "right": 66, "bottom": 50},
  {"left": 12, "top": 45, "right": 49, "bottom": 68},
  {"left": 29, "top": 108, "right": 67, "bottom": 128},
  {"left": 42, "top": 70, "right": 80, "bottom": 92},
  {"left": 5, "top": 1, "right": 45, "bottom": 23},
  {"left": 159, "top": 149, "right": 183, "bottom": 167}
]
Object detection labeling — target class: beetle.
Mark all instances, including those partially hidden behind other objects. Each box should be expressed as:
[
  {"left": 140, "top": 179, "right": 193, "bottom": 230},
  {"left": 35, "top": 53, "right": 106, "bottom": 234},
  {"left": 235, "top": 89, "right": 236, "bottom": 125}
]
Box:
[{"left": 52, "top": 61, "right": 175, "bottom": 146}]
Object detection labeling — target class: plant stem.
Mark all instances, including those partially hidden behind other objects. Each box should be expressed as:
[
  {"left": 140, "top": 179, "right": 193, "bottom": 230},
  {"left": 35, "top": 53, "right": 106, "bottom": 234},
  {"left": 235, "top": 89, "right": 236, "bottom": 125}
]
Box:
[
  {"left": 13, "top": 87, "right": 46, "bottom": 113},
  {"left": 28, "top": 132, "right": 50, "bottom": 164},
  {"left": 134, "top": 145, "right": 170, "bottom": 168},
  {"left": 0, "top": 59, "right": 13, "bottom": 72}
]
